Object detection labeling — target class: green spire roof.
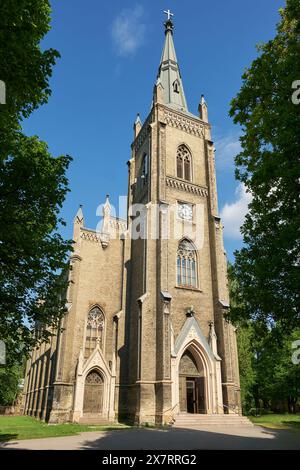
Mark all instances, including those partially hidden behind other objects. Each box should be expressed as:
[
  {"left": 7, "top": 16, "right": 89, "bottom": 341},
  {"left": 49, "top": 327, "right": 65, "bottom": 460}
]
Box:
[{"left": 156, "top": 18, "right": 188, "bottom": 113}]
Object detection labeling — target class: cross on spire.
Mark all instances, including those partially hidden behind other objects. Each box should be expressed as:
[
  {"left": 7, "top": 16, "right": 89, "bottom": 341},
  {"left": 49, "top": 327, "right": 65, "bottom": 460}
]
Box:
[
  {"left": 163, "top": 9, "right": 174, "bottom": 21},
  {"left": 157, "top": 6, "right": 188, "bottom": 112}
]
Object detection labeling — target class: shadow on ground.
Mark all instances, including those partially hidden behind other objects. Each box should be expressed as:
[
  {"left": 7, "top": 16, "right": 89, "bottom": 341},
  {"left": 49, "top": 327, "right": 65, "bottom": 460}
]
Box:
[
  {"left": 0, "top": 434, "right": 18, "bottom": 443},
  {"left": 81, "top": 427, "right": 300, "bottom": 450},
  {"left": 1, "top": 425, "right": 300, "bottom": 450}
]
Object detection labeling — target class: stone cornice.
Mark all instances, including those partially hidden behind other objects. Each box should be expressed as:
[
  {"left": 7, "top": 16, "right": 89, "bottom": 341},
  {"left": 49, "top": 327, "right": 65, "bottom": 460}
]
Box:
[
  {"left": 162, "top": 107, "right": 208, "bottom": 137},
  {"left": 80, "top": 231, "right": 100, "bottom": 243},
  {"left": 166, "top": 176, "right": 208, "bottom": 197}
]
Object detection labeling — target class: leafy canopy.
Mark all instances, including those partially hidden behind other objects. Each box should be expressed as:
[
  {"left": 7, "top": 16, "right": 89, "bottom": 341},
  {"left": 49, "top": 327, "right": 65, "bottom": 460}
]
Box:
[
  {"left": 0, "top": 1, "right": 72, "bottom": 365},
  {"left": 229, "top": 0, "right": 300, "bottom": 331},
  {"left": 0, "top": 0, "right": 60, "bottom": 153}
]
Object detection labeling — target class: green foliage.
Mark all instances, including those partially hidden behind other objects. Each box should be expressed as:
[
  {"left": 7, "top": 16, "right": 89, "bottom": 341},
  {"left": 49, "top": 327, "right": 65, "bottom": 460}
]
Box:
[
  {"left": 253, "top": 328, "right": 300, "bottom": 413},
  {"left": 0, "top": 1, "right": 72, "bottom": 365},
  {"left": 229, "top": 264, "right": 300, "bottom": 414},
  {"left": 229, "top": 0, "right": 300, "bottom": 331},
  {"left": 0, "top": 0, "right": 59, "bottom": 153},
  {"left": 236, "top": 325, "right": 256, "bottom": 413},
  {"left": 236, "top": 322, "right": 300, "bottom": 415},
  {"left": 249, "top": 413, "right": 300, "bottom": 431},
  {"left": 0, "top": 416, "right": 130, "bottom": 442},
  {"left": 0, "top": 135, "right": 72, "bottom": 364},
  {"left": 228, "top": 264, "right": 256, "bottom": 413},
  {"left": 0, "top": 365, "right": 22, "bottom": 405}
]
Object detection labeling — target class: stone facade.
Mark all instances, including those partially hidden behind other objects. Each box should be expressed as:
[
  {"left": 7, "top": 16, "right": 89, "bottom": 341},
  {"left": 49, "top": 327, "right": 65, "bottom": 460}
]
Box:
[{"left": 23, "top": 17, "right": 241, "bottom": 425}]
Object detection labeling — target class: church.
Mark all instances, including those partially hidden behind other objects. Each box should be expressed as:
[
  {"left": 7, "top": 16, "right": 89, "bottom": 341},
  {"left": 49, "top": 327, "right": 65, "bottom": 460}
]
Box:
[{"left": 23, "top": 13, "right": 241, "bottom": 425}]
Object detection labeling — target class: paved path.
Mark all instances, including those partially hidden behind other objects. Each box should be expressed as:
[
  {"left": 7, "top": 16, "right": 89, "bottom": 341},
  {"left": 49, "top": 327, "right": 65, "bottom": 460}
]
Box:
[{"left": 1, "top": 425, "right": 300, "bottom": 450}]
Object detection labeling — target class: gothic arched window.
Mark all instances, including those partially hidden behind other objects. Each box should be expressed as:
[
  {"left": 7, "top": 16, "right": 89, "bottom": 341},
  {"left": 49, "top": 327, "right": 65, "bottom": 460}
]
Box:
[
  {"left": 84, "top": 306, "right": 105, "bottom": 359},
  {"left": 176, "top": 145, "right": 192, "bottom": 181},
  {"left": 177, "top": 239, "right": 197, "bottom": 288}
]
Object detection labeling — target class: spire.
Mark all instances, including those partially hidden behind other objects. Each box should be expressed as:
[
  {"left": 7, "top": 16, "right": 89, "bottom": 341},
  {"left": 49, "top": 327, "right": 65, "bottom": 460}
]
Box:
[
  {"left": 99, "top": 195, "right": 111, "bottom": 248},
  {"left": 74, "top": 204, "right": 84, "bottom": 225},
  {"left": 155, "top": 10, "right": 188, "bottom": 113},
  {"left": 73, "top": 204, "right": 84, "bottom": 241},
  {"left": 198, "top": 94, "right": 208, "bottom": 122},
  {"left": 133, "top": 113, "right": 142, "bottom": 138},
  {"left": 103, "top": 194, "right": 111, "bottom": 216}
]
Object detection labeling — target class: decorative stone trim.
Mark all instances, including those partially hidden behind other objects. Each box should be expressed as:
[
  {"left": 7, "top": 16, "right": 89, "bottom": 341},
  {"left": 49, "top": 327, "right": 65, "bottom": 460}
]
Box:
[
  {"left": 134, "top": 113, "right": 153, "bottom": 151},
  {"left": 100, "top": 232, "right": 109, "bottom": 248},
  {"left": 81, "top": 231, "right": 100, "bottom": 243},
  {"left": 166, "top": 176, "right": 208, "bottom": 197},
  {"left": 171, "top": 316, "right": 224, "bottom": 416},
  {"left": 70, "top": 254, "right": 82, "bottom": 262},
  {"left": 109, "top": 217, "right": 127, "bottom": 232},
  {"left": 164, "top": 109, "right": 204, "bottom": 137}
]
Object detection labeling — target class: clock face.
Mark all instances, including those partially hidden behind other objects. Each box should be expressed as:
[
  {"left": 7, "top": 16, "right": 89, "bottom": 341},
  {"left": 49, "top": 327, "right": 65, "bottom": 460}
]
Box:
[{"left": 178, "top": 203, "right": 193, "bottom": 221}]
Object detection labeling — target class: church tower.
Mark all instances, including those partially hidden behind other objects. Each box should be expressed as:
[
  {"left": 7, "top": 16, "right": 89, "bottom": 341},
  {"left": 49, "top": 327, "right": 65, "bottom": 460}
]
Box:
[
  {"left": 22, "top": 12, "right": 241, "bottom": 426},
  {"left": 124, "top": 13, "right": 241, "bottom": 424}
]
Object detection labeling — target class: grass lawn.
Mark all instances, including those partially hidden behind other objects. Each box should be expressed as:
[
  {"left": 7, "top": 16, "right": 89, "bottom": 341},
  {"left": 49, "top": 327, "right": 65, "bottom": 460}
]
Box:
[
  {"left": 249, "top": 414, "right": 300, "bottom": 432},
  {"left": 0, "top": 415, "right": 130, "bottom": 442}
]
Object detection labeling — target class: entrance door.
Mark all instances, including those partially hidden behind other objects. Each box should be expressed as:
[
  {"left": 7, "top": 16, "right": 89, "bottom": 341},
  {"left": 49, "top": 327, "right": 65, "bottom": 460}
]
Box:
[
  {"left": 186, "top": 378, "right": 197, "bottom": 413},
  {"left": 179, "top": 349, "right": 206, "bottom": 413},
  {"left": 196, "top": 377, "right": 206, "bottom": 413},
  {"left": 83, "top": 370, "right": 104, "bottom": 414},
  {"left": 186, "top": 377, "right": 206, "bottom": 413}
]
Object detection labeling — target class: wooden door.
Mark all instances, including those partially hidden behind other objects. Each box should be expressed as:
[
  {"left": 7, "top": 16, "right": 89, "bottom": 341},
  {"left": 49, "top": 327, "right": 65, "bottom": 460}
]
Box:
[
  {"left": 196, "top": 377, "right": 206, "bottom": 414},
  {"left": 83, "top": 370, "right": 103, "bottom": 414}
]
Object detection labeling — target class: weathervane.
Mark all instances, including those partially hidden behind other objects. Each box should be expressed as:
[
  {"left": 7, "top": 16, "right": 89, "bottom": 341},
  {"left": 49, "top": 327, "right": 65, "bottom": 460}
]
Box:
[{"left": 163, "top": 9, "right": 174, "bottom": 21}]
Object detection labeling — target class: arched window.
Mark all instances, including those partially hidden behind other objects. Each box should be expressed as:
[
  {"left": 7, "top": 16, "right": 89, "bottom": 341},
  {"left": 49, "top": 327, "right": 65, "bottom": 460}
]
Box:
[
  {"left": 176, "top": 145, "right": 192, "bottom": 181},
  {"left": 84, "top": 306, "right": 105, "bottom": 359},
  {"left": 177, "top": 239, "right": 197, "bottom": 287},
  {"left": 141, "top": 153, "right": 148, "bottom": 186},
  {"left": 173, "top": 79, "right": 180, "bottom": 94}
]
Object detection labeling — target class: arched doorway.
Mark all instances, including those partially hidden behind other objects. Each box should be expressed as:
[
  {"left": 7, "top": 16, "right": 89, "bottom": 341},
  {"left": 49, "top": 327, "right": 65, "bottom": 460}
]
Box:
[
  {"left": 83, "top": 369, "right": 104, "bottom": 414},
  {"left": 179, "top": 349, "right": 206, "bottom": 414}
]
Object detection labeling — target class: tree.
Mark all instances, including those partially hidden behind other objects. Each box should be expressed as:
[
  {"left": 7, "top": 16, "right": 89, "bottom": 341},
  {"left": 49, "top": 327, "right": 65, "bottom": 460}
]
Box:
[
  {"left": 236, "top": 324, "right": 256, "bottom": 413},
  {"left": 228, "top": 264, "right": 256, "bottom": 413},
  {"left": 0, "top": 1, "right": 72, "bottom": 365},
  {"left": 0, "top": 0, "right": 59, "bottom": 154},
  {"left": 253, "top": 327, "right": 300, "bottom": 413},
  {"left": 0, "top": 365, "right": 23, "bottom": 406},
  {"left": 229, "top": 264, "right": 300, "bottom": 414},
  {"left": 229, "top": 0, "right": 300, "bottom": 331}
]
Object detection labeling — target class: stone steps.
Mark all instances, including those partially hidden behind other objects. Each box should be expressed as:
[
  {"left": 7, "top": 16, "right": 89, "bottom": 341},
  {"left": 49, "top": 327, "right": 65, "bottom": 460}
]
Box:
[
  {"left": 172, "top": 413, "right": 254, "bottom": 428},
  {"left": 78, "top": 416, "right": 111, "bottom": 425}
]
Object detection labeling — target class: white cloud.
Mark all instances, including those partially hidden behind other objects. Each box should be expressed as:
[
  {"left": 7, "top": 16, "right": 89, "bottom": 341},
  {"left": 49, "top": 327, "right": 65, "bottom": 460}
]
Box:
[
  {"left": 111, "top": 5, "right": 146, "bottom": 57},
  {"left": 220, "top": 183, "right": 252, "bottom": 239},
  {"left": 214, "top": 134, "right": 242, "bottom": 169}
]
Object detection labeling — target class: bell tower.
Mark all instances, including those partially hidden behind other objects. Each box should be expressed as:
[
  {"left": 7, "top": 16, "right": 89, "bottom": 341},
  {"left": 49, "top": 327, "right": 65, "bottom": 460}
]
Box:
[
  {"left": 124, "top": 12, "right": 241, "bottom": 425},
  {"left": 22, "top": 10, "right": 241, "bottom": 426}
]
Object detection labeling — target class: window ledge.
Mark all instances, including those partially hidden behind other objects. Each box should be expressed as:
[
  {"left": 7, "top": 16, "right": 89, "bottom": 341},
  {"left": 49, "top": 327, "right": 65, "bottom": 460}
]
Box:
[{"left": 175, "top": 285, "right": 202, "bottom": 293}]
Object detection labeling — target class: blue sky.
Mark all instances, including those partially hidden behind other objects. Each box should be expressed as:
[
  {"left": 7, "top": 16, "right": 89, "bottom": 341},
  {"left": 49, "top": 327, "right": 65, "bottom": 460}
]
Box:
[{"left": 22, "top": 0, "right": 284, "bottom": 260}]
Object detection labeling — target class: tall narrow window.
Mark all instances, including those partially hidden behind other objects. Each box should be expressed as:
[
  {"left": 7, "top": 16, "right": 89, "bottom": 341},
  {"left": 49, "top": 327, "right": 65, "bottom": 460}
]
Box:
[
  {"left": 176, "top": 145, "right": 192, "bottom": 181},
  {"left": 177, "top": 239, "right": 197, "bottom": 288},
  {"left": 141, "top": 154, "right": 148, "bottom": 186},
  {"left": 177, "top": 155, "right": 183, "bottom": 179},
  {"left": 84, "top": 306, "right": 105, "bottom": 359},
  {"left": 173, "top": 79, "right": 180, "bottom": 93}
]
